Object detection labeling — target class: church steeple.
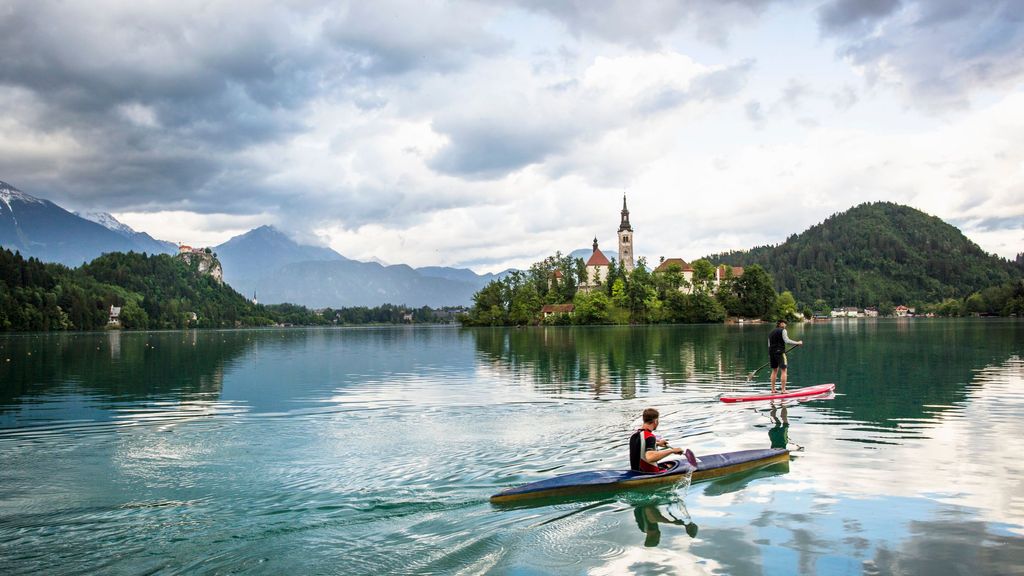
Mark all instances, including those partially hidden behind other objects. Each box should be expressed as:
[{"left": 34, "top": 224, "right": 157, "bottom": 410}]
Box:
[
  {"left": 618, "top": 194, "right": 634, "bottom": 272},
  {"left": 619, "top": 195, "right": 632, "bottom": 232}
]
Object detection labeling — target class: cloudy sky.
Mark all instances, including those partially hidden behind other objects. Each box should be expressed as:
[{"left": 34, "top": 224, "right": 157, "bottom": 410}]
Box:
[{"left": 1, "top": 0, "right": 1021, "bottom": 272}]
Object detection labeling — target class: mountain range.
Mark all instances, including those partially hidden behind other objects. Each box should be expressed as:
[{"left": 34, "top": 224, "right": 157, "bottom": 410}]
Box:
[
  {"left": 214, "top": 225, "right": 508, "bottom": 308},
  {"left": 0, "top": 180, "right": 177, "bottom": 266},
  {"left": 0, "top": 180, "right": 506, "bottom": 307}
]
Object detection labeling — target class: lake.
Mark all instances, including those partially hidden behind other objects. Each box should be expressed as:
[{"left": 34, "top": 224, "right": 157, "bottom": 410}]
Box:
[{"left": 1, "top": 319, "right": 1022, "bottom": 575}]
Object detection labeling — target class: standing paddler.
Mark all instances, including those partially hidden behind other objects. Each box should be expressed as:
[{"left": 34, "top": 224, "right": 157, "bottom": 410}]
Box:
[{"left": 768, "top": 319, "right": 803, "bottom": 393}]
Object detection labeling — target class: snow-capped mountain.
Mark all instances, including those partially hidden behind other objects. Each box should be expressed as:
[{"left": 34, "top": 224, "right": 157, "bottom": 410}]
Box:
[
  {"left": 0, "top": 180, "right": 176, "bottom": 265},
  {"left": 76, "top": 210, "right": 177, "bottom": 255},
  {"left": 0, "top": 180, "right": 47, "bottom": 211},
  {"left": 76, "top": 211, "right": 136, "bottom": 237}
]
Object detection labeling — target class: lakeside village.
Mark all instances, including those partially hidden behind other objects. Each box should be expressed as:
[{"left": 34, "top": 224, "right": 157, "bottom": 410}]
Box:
[{"left": 461, "top": 196, "right": 925, "bottom": 327}]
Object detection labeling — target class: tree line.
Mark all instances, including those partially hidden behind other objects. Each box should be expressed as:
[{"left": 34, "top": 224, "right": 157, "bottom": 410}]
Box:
[
  {"left": 0, "top": 248, "right": 460, "bottom": 331},
  {"left": 461, "top": 248, "right": 1024, "bottom": 327}
]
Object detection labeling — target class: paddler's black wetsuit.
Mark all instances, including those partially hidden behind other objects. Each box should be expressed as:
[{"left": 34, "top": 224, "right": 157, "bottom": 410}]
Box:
[
  {"left": 629, "top": 429, "right": 663, "bottom": 473},
  {"left": 768, "top": 326, "right": 798, "bottom": 369}
]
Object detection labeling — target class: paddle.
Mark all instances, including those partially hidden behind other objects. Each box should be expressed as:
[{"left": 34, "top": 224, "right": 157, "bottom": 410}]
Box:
[
  {"left": 659, "top": 442, "right": 698, "bottom": 468},
  {"left": 746, "top": 344, "right": 799, "bottom": 381}
]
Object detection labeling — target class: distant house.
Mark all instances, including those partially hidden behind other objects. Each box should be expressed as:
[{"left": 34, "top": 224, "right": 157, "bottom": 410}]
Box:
[
  {"left": 548, "top": 269, "right": 563, "bottom": 291},
  {"left": 541, "top": 304, "right": 574, "bottom": 318},
  {"left": 402, "top": 313, "right": 414, "bottom": 323},
  {"left": 653, "top": 258, "right": 695, "bottom": 293},
  {"left": 714, "top": 264, "right": 744, "bottom": 291},
  {"left": 864, "top": 307, "right": 879, "bottom": 317},
  {"left": 178, "top": 244, "right": 208, "bottom": 255},
  {"left": 895, "top": 305, "right": 910, "bottom": 317},
  {"left": 653, "top": 258, "right": 742, "bottom": 294},
  {"left": 108, "top": 305, "right": 121, "bottom": 327}
]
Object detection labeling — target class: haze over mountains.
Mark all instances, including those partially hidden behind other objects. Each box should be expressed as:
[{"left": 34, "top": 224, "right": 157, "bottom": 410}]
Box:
[
  {"left": 214, "top": 226, "right": 509, "bottom": 308},
  {"left": 0, "top": 180, "right": 506, "bottom": 308}
]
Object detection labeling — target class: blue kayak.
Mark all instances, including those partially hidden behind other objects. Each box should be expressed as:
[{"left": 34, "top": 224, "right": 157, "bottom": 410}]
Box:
[{"left": 490, "top": 448, "right": 789, "bottom": 504}]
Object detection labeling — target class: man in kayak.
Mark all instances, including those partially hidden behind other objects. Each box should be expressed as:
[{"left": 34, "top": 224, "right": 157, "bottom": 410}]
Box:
[
  {"left": 630, "top": 408, "right": 698, "bottom": 473},
  {"left": 769, "top": 319, "right": 803, "bottom": 393}
]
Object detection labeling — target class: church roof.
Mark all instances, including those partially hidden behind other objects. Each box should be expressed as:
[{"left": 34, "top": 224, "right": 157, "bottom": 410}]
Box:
[{"left": 586, "top": 248, "right": 611, "bottom": 267}]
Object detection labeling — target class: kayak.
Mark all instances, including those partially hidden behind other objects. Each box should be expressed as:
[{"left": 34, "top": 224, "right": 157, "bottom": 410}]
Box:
[
  {"left": 490, "top": 448, "right": 789, "bottom": 505},
  {"left": 720, "top": 383, "right": 835, "bottom": 403}
]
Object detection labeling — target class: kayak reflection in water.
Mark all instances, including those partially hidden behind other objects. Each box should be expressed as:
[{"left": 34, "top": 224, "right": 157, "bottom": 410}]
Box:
[
  {"left": 769, "top": 405, "right": 789, "bottom": 449},
  {"left": 630, "top": 408, "right": 698, "bottom": 473},
  {"left": 633, "top": 504, "right": 699, "bottom": 547}
]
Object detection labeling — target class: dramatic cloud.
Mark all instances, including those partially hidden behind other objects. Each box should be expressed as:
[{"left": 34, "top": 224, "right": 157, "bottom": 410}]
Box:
[
  {"left": 0, "top": 0, "right": 1020, "bottom": 268},
  {"left": 818, "top": 0, "right": 1024, "bottom": 110}
]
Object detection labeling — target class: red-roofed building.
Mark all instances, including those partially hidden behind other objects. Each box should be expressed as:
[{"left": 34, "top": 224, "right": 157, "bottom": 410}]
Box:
[
  {"left": 579, "top": 238, "right": 611, "bottom": 293},
  {"left": 653, "top": 259, "right": 743, "bottom": 294},
  {"left": 548, "top": 269, "right": 564, "bottom": 291},
  {"left": 653, "top": 257, "right": 695, "bottom": 293},
  {"left": 714, "top": 264, "right": 744, "bottom": 289},
  {"left": 541, "top": 304, "right": 575, "bottom": 318}
]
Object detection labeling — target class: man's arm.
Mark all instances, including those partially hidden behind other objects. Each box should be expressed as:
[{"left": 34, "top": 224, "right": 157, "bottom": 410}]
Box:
[
  {"left": 781, "top": 328, "right": 803, "bottom": 346},
  {"left": 645, "top": 446, "right": 683, "bottom": 463}
]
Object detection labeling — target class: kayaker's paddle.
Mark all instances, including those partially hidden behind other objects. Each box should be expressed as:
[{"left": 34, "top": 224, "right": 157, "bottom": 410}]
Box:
[{"left": 746, "top": 344, "right": 799, "bottom": 381}]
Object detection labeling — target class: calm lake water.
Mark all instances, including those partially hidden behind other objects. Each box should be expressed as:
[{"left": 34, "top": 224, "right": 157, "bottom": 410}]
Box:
[{"left": 1, "top": 320, "right": 1022, "bottom": 575}]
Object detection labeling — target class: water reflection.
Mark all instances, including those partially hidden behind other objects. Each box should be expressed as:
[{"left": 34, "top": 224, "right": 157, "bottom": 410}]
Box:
[
  {"left": 0, "top": 331, "right": 251, "bottom": 429},
  {"left": 633, "top": 503, "right": 699, "bottom": 546},
  {"left": 471, "top": 326, "right": 747, "bottom": 398},
  {"left": 768, "top": 405, "right": 789, "bottom": 449},
  {"left": 470, "top": 320, "right": 1024, "bottom": 428}
]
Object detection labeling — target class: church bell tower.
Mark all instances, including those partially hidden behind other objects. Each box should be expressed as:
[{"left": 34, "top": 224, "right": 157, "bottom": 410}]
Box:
[{"left": 618, "top": 194, "right": 634, "bottom": 273}]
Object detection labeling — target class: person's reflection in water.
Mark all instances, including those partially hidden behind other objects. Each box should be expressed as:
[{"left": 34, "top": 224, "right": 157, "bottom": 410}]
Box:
[
  {"left": 633, "top": 504, "right": 699, "bottom": 547},
  {"left": 769, "top": 404, "right": 789, "bottom": 449}
]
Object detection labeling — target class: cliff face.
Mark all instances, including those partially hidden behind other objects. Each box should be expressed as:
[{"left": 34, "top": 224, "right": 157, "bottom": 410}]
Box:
[{"left": 178, "top": 251, "right": 224, "bottom": 284}]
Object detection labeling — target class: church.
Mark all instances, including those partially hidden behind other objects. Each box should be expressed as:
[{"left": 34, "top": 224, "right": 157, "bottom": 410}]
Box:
[{"left": 578, "top": 196, "right": 634, "bottom": 293}]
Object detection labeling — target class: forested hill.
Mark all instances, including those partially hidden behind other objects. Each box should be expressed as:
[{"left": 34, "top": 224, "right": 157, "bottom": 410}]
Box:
[
  {"left": 0, "top": 249, "right": 282, "bottom": 331},
  {"left": 704, "top": 202, "right": 1022, "bottom": 307}
]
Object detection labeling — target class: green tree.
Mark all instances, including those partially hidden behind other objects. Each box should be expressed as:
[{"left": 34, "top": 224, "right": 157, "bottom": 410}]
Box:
[
  {"left": 118, "top": 299, "right": 149, "bottom": 329},
  {"left": 466, "top": 280, "right": 510, "bottom": 326},
  {"left": 654, "top": 263, "right": 684, "bottom": 299},
  {"left": 682, "top": 292, "right": 726, "bottom": 323},
  {"left": 725, "top": 265, "right": 776, "bottom": 319},
  {"left": 573, "top": 290, "right": 612, "bottom": 324},
  {"left": 773, "top": 291, "right": 799, "bottom": 322},
  {"left": 611, "top": 278, "right": 627, "bottom": 308},
  {"left": 812, "top": 298, "right": 831, "bottom": 316},
  {"left": 691, "top": 259, "right": 715, "bottom": 294}
]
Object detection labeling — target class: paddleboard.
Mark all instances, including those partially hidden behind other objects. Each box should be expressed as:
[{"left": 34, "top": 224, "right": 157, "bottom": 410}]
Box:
[{"left": 720, "top": 383, "right": 835, "bottom": 403}]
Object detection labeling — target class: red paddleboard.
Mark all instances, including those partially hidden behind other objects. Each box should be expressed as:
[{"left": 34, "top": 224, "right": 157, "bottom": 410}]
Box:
[{"left": 720, "top": 383, "right": 835, "bottom": 403}]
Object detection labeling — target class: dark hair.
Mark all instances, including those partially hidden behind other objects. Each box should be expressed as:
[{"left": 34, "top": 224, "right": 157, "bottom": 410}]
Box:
[
  {"left": 776, "top": 319, "right": 786, "bottom": 326},
  {"left": 642, "top": 408, "right": 660, "bottom": 423}
]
